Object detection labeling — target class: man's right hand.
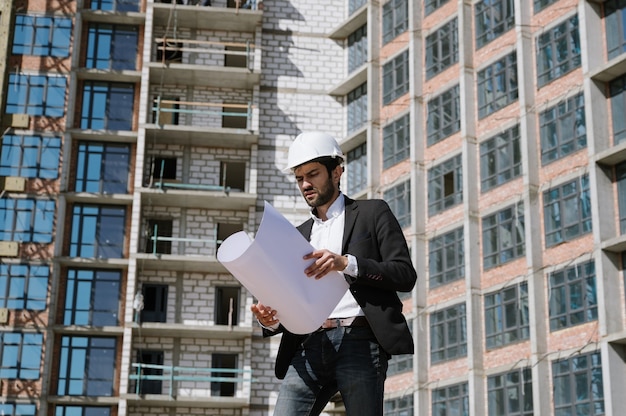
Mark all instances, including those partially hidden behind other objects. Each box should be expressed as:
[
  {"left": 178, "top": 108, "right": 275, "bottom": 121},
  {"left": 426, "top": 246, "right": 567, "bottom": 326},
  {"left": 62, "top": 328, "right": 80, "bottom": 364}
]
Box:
[{"left": 251, "top": 303, "right": 279, "bottom": 327}]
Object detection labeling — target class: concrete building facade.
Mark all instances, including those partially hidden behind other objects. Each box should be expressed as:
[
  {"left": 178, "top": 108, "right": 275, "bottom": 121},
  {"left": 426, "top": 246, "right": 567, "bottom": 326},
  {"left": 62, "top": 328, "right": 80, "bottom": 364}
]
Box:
[{"left": 2, "top": 0, "right": 626, "bottom": 415}]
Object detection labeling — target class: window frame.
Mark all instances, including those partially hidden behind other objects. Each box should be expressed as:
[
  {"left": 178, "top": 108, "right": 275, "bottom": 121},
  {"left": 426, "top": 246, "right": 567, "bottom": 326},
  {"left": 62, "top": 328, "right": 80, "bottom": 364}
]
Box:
[
  {"left": 6, "top": 73, "right": 67, "bottom": 117},
  {"left": 86, "top": 23, "right": 138, "bottom": 70},
  {"left": 0, "top": 264, "right": 48, "bottom": 310},
  {"left": 428, "top": 154, "right": 463, "bottom": 216},
  {"left": 427, "top": 84, "right": 461, "bottom": 146},
  {"left": 475, "top": 0, "right": 516, "bottom": 49},
  {"left": 0, "top": 332, "right": 43, "bottom": 380},
  {"left": 552, "top": 351, "right": 604, "bottom": 415},
  {"left": 480, "top": 124, "right": 521, "bottom": 191},
  {"left": 0, "top": 134, "right": 61, "bottom": 179},
  {"left": 12, "top": 13, "right": 72, "bottom": 57},
  {"left": 482, "top": 202, "right": 525, "bottom": 269},
  {"left": 477, "top": 52, "right": 518, "bottom": 119},
  {"left": 543, "top": 175, "right": 591, "bottom": 247},
  {"left": 75, "top": 142, "right": 131, "bottom": 194},
  {"left": 69, "top": 204, "right": 126, "bottom": 258},
  {"left": 383, "top": 113, "right": 410, "bottom": 169},
  {"left": 348, "top": 24, "right": 368, "bottom": 74},
  {"left": 430, "top": 303, "right": 467, "bottom": 363},
  {"left": 610, "top": 73, "right": 626, "bottom": 144},
  {"left": 80, "top": 81, "right": 135, "bottom": 130},
  {"left": 0, "top": 198, "right": 55, "bottom": 243},
  {"left": 383, "top": 50, "right": 410, "bottom": 105},
  {"left": 382, "top": 0, "right": 408, "bottom": 45},
  {"left": 383, "top": 180, "right": 411, "bottom": 228},
  {"left": 484, "top": 283, "right": 529, "bottom": 349},
  {"left": 426, "top": 17, "right": 459, "bottom": 79},
  {"left": 432, "top": 382, "right": 469, "bottom": 415},
  {"left": 57, "top": 336, "right": 116, "bottom": 396},
  {"left": 428, "top": 226, "right": 464, "bottom": 288},
  {"left": 487, "top": 368, "right": 533, "bottom": 416},
  {"left": 548, "top": 260, "right": 597, "bottom": 331},
  {"left": 539, "top": 93, "right": 586, "bottom": 165},
  {"left": 347, "top": 83, "right": 368, "bottom": 134},
  {"left": 64, "top": 269, "right": 121, "bottom": 326},
  {"left": 536, "top": 15, "right": 581, "bottom": 88},
  {"left": 606, "top": 0, "right": 626, "bottom": 60}
]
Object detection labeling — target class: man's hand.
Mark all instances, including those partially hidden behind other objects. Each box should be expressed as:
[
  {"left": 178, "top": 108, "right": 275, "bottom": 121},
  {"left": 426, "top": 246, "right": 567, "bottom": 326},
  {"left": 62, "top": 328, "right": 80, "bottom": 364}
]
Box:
[
  {"left": 303, "top": 249, "right": 348, "bottom": 280},
  {"left": 251, "top": 303, "right": 278, "bottom": 327}
]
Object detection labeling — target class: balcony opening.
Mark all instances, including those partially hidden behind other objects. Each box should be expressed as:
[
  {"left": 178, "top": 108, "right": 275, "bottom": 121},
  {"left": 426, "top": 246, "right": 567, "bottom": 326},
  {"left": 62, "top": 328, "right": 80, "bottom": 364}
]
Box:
[
  {"left": 145, "top": 219, "right": 173, "bottom": 254},
  {"left": 222, "top": 102, "right": 248, "bottom": 129},
  {"left": 152, "top": 157, "right": 177, "bottom": 183},
  {"left": 217, "top": 223, "right": 243, "bottom": 250},
  {"left": 141, "top": 284, "right": 168, "bottom": 323},
  {"left": 152, "top": 97, "right": 179, "bottom": 126},
  {"left": 220, "top": 161, "right": 245, "bottom": 192},
  {"left": 225, "top": 45, "right": 247, "bottom": 68},
  {"left": 211, "top": 353, "right": 237, "bottom": 397},
  {"left": 137, "top": 350, "right": 164, "bottom": 394},
  {"left": 156, "top": 40, "right": 182, "bottom": 63},
  {"left": 215, "top": 286, "right": 240, "bottom": 325}
]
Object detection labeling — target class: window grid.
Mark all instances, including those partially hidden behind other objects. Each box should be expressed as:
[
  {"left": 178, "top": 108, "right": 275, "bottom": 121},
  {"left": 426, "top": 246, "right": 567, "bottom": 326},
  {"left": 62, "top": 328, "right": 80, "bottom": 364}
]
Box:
[
  {"left": 57, "top": 336, "right": 116, "bottom": 396},
  {"left": 347, "top": 83, "right": 368, "bottom": 133},
  {"left": 610, "top": 73, "right": 626, "bottom": 144},
  {"left": 76, "top": 142, "right": 131, "bottom": 194},
  {"left": 617, "top": 162, "right": 626, "bottom": 234},
  {"left": 0, "top": 404, "right": 37, "bottom": 416},
  {"left": 382, "top": 0, "right": 408, "bottom": 44},
  {"left": 484, "top": 283, "right": 529, "bottom": 349},
  {"left": 482, "top": 202, "right": 525, "bottom": 269},
  {"left": 0, "top": 332, "right": 43, "bottom": 379},
  {"left": 81, "top": 81, "right": 135, "bottom": 130},
  {"left": 383, "top": 113, "right": 410, "bottom": 169},
  {"left": 0, "top": 264, "right": 48, "bottom": 310},
  {"left": 432, "top": 382, "right": 469, "bottom": 415},
  {"left": 539, "top": 93, "right": 586, "bottom": 165},
  {"left": 54, "top": 406, "right": 111, "bottom": 416},
  {"left": 549, "top": 260, "right": 597, "bottom": 331},
  {"left": 536, "top": 15, "right": 581, "bottom": 87},
  {"left": 383, "top": 181, "right": 411, "bottom": 228},
  {"left": 90, "top": 0, "right": 140, "bottom": 12},
  {"left": 430, "top": 303, "right": 467, "bottom": 363},
  {"left": 475, "top": 0, "right": 515, "bottom": 49},
  {"left": 428, "top": 154, "right": 463, "bottom": 216},
  {"left": 6, "top": 73, "right": 67, "bottom": 117},
  {"left": 346, "top": 143, "right": 367, "bottom": 195},
  {"left": 429, "top": 226, "right": 464, "bottom": 288},
  {"left": 552, "top": 352, "right": 604, "bottom": 415},
  {"left": 69, "top": 205, "right": 126, "bottom": 258},
  {"left": 534, "top": 0, "right": 558, "bottom": 14},
  {"left": 384, "top": 395, "right": 414, "bottom": 416},
  {"left": 383, "top": 50, "right": 410, "bottom": 105},
  {"left": 426, "top": 18, "right": 458, "bottom": 79},
  {"left": 348, "top": 25, "right": 367, "bottom": 74},
  {"left": 86, "top": 23, "right": 138, "bottom": 70},
  {"left": 0, "top": 198, "right": 55, "bottom": 243},
  {"left": 0, "top": 134, "right": 61, "bottom": 179},
  {"left": 543, "top": 175, "right": 592, "bottom": 247},
  {"left": 427, "top": 84, "right": 461, "bottom": 145},
  {"left": 425, "top": 0, "right": 450, "bottom": 16},
  {"left": 487, "top": 368, "right": 533, "bottom": 416},
  {"left": 478, "top": 52, "right": 518, "bottom": 119},
  {"left": 606, "top": 0, "right": 626, "bottom": 60},
  {"left": 64, "top": 269, "right": 121, "bottom": 326},
  {"left": 480, "top": 124, "right": 521, "bottom": 191},
  {"left": 12, "top": 14, "right": 72, "bottom": 57}
]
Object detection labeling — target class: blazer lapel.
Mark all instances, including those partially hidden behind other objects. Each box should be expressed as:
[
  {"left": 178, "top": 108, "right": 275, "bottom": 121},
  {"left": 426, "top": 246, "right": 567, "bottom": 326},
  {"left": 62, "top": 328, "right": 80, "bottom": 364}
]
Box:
[{"left": 342, "top": 195, "right": 358, "bottom": 253}]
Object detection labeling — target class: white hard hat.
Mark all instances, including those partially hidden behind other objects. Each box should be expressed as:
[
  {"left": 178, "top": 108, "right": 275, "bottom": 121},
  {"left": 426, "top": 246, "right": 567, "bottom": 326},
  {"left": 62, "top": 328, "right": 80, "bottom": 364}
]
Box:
[{"left": 284, "top": 132, "right": 344, "bottom": 173}]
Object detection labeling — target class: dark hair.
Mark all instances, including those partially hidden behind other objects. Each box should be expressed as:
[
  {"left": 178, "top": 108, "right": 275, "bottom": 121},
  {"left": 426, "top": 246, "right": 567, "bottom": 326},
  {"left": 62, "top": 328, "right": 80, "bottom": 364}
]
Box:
[{"left": 311, "top": 156, "right": 344, "bottom": 176}]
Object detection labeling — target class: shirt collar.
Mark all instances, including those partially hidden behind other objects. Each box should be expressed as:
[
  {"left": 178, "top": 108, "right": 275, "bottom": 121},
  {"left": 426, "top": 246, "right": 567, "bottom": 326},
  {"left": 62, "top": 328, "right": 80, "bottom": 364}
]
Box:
[{"left": 311, "top": 193, "right": 344, "bottom": 224}]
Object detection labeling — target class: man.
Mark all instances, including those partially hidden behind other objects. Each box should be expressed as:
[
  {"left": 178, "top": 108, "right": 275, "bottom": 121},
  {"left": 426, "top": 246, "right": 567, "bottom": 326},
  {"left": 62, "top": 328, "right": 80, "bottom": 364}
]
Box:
[{"left": 251, "top": 132, "right": 416, "bottom": 415}]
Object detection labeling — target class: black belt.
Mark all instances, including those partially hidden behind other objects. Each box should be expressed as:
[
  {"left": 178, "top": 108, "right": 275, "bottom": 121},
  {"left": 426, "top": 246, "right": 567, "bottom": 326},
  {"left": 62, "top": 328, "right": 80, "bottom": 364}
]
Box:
[{"left": 319, "top": 316, "right": 368, "bottom": 330}]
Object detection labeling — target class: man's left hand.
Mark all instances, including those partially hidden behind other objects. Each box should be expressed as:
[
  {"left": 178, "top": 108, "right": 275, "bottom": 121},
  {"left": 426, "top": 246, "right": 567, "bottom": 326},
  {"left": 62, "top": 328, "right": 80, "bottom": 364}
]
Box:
[{"left": 303, "top": 249, "right": 348, "bottom": 279}]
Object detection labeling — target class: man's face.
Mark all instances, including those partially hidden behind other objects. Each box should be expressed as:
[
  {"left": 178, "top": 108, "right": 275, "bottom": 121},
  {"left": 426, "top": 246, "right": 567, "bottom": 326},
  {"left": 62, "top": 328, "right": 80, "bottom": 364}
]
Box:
[{"left": 294, "top": 161, "right": 339, "bottom": 208}]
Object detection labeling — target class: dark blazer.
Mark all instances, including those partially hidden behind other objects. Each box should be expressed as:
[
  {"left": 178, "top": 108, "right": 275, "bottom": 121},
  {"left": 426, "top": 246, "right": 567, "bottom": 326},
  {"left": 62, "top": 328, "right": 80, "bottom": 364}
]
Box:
[{"left": 268, "top": 195, "right": 417, "bottom": 380}]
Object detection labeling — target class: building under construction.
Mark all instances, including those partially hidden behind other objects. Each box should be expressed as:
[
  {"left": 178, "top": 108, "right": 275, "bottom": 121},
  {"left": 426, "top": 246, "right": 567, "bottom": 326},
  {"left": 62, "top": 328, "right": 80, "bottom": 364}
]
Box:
[{"left": 1, "top": 0, "right": 626, "bottom": 415}]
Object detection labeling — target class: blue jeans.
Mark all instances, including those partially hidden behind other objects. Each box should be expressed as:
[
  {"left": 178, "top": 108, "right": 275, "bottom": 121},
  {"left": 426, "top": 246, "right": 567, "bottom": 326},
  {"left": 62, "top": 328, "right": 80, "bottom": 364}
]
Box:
[{"left": 273, "top": 326, "right": 388, "bottom": 416}]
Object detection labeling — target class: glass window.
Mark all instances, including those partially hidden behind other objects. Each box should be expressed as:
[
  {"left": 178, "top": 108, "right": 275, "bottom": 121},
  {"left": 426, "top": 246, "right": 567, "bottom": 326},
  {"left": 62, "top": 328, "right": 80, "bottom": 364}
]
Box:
[
  {"left": 606, "top": 0, "right": 626, "bottom": 60},
  {"left": 432, "top": 382, "right": 469, "bottom": 415},
  {"left": 429, "top": 226, "right": 464, "bottom": 288},
  {"left": 477, "top": 52, "right": 518, "bottom": 119},
  {"left": 348, "top": 25, "right": 367, "bottom": 73},
  {"left": 64, "top": 269, "right": 121, "bottom": 326},
  {"left": 383, "top": 180, "right": 411, "bottom": 228},
  {"left": 57, "top": 336, "right": 116, "bottom": 396},
  {"left": 480, "top": 124, "right": 521, "bottom": 191},
  {"left": 0, "top": 404, "right": 37, "bottom": 416},
  {"left": 383, "top": 50, "right": 410, "bottom": 105},
  {"left": 552, "top": 351, "right": 604, "bottom": 415},
  {"left": 211, "top": 353, "right": 238, "bottom": 397},
  {"left": 427, "top": 84, "right": 461, "bottom": 145},
  {"left": 346, "top": 143, "right": 367, "bottom": 195},
  {"left": 549, "top": 260, "right": 597, "bottom": 331},
  {"left": 349, "top": 0, "right": 366, "bottom": 15},
  {"left": 543, "top": 175, "right": 591, "bottom": 247},
  {"left": 536, "top": 15, "right": 581, "bottom": 87},
  {"left": 6, "top": 73, "right": 66, "bottom": 117},
  {"left": 428, "top": 154, "right": 463, "bottom": 216},
  {"left": 475, "top": 0, "right": 515, "bottom": 49},
  {"left": 482, "top": 202, "right": 525, "bottom": 269},
  {"left": 0, "top": 332, "right": 43, "bottom": 379},
  {"left": 487, "top": 368, "right": 533, "bottom": 416},
  {"left": 216, "top": 286, "right": 240, "bottom": 325},
  {"left": 0, "top": 134, "right": 61, "bottom": 179},
  {"left": 382, "top": 0, "right": 408, "bottom": 44},
  {"left": 430, "top": 303, "right": 467, "bottom": 363},
  {"left": 347, "top": 83, "right": 367, "bottom": 133},
  {"left": 81, "top": 81, "right": 134, "bottom": 130},
  {"left": 534, "top": 0, "right": 558, "bottom": 14},
  {"left": 0, "top": 198, "right": 55, "bottom": 243},
  {"left": 425, "top": 0, "right": 450, "bottom": 16},
  {"left": 383, "top": 113, "right": 410, "bottom": 169},
  {"left": 426, "top": 18, "right": 458, "bottom": 79},
  {"left": 485, "top": 283, "right": 529, "bottom": 349},
  {"left": 90, "top": 0, "right": 140, "bottom": 12},
  {"left": 69, "top": 205, "right": 126, "bottom": 258},
  {"left": 539, "top": 93, "right": 586, "bottom": 165},
  {"left": 86, "top": 24, "right": 138, "bottom": 70},
  {"left": 12, "top": 14, "right": 72, "bottom": 57},
  {"left": 617, "top": 162, "right": 626, "bottom": 234},
  {"left": 384, "top": 395, "right": 414, "bottom": 415},
  {"left": 0, "top": 264, "right": 48, "bottom": 310},
  {"left": 55, "top": 406, "right": 111, "bottom": 416},
  {"left": 75, "top": 142, "right": 130, "bottom": 194},
  {"left": 610, "top": 73, "right": 626, "bottom": 144}
]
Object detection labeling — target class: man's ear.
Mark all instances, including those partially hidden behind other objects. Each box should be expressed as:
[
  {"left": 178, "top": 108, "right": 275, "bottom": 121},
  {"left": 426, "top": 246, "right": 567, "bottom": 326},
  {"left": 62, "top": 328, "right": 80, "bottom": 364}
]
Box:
[{"left": 332, "top": 165, "right": 343, "bottom": 183}]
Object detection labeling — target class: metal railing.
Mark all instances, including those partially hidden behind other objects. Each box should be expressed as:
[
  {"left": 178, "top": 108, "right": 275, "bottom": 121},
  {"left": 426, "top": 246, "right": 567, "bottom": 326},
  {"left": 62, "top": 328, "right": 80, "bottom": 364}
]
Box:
[
  {"left": 150, "top": 159, "right": 233, "bottom": 193},
  {"left": 155, "top": 38, "right": 256, "bottom": 68},
  {"left": 152, "top": 97, "right": 252, "bottom": 130},
  {"left": 130, "top": 362, "right": 253, "bottom": 396}
]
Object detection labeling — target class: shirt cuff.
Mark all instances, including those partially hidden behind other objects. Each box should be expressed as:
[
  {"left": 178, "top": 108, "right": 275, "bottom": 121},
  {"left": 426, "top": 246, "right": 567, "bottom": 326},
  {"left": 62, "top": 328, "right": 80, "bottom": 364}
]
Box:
[
  {"left": 257, "top": 319, "right": 280, "bottom": 331},
  {"left": 343, "top": 254, "right": 358, "bottom": 277}
]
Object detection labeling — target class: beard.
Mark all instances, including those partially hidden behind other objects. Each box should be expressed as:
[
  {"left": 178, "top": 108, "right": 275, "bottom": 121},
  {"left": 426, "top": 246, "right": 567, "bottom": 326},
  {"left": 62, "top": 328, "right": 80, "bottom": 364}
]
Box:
[{"left": 302, "top": 176, "right": 336, "bottom": 208}]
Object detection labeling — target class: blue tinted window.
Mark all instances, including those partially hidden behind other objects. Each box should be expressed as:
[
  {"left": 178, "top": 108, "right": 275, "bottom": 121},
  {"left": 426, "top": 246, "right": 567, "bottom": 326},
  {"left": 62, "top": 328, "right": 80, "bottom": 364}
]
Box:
[
  {"left": 81, "top": 82, "right": 134, "bottom": 130},
  {"left": 13, "top": 14, "right": 72, "bottom": 57},
  {"left": 55, "top": 406, "right": 111, "bottom": 416},
  {"left": 86, "top": 24, "right": 138, "bottom": 70},
  {"left": 70, "top": 205, "right": 125, "bottom": 258},
  {"left": 0, "top": 264, "right": 48, "bottom": 310},
  {"left": 90, "top": 0, "right": 139, "bottom": 12},
  {"left": 0, "top": 134, "right": 61, "bottom": 179},
  {"left": 0, "top": 403, "right": 37, "bottom": 416},
  {"left": 76, "top": 142, "right": 130, "bottom": 193},
  {"left": 6, "top": 74, "right": 66, "bottom": 117},
  {"left": 0, "top": 332, "right": 43, "bottom": 379},
  {"left": 0, "top": 198, "right": 55, "bottom": 243},
  {"left": 58, "top": 336, "right": 116, "bottom": 396},
  {"left": 65, "top": 269, "right": 121, "bottom": 326}
]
